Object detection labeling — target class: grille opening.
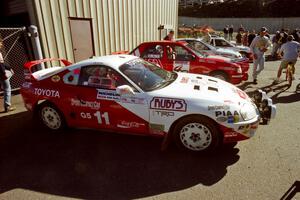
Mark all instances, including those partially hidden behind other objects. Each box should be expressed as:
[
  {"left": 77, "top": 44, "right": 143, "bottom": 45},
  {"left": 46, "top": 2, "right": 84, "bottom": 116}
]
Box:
[
  {"left": 208, "top": 79, "right": 218, "bottom": 83},
  {"left": 196, "top": 76, "right": 202, "bottom": 79},
  {"left": 208, "top": 86, "right": 218, "bottom": 92}
]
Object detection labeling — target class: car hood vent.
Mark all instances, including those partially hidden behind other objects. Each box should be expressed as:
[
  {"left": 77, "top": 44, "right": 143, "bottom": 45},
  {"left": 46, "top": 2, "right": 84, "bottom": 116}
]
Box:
[{"left": 208, "top": 86, "right": 218, "bottom": 92}]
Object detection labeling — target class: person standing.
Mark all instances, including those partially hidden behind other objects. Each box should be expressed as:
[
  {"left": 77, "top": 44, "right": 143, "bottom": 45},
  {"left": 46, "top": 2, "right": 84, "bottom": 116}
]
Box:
[
  {"left": 271, "top": 31, "right": 281, "bottom": 58},
  {"left": 0, "top": 39, "right": 15, "bottom": 112},
  {"left": 163, "top": 30, "right": 174, "bottom": 41},
  {"left": 242, "top": 31, "right": 249, "bottom": 46},
  {"left": 273, "top": 35, "right": 300, "bottom": 84},
  {"left": 236, "top": 31, "right": 242, "bottom": 45},
  {"left": 229, "top": 25, "right": 234, "bottom": 41},
  {"left": 248, "top": 30, "right": 256, "bottom": 47},
  {"left": 249, "top": 27, "right": 271, "bottom": 84},
  {"left": 202, "top": 29, "right": 212, "bottom": 44},
  {"left": 223, "top": 25, "right": 229, "bottom": 40}
]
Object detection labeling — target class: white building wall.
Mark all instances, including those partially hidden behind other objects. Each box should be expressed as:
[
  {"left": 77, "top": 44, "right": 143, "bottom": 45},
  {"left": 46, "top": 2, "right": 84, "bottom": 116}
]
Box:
[{"left": 32, "top": 0, "right": 178, "bottom": 65}]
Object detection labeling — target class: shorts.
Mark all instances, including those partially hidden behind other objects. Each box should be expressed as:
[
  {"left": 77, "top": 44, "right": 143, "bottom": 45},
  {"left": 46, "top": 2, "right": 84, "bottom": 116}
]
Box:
[{"left": 280, "top": 60, "right": 297, "bottom": 70}]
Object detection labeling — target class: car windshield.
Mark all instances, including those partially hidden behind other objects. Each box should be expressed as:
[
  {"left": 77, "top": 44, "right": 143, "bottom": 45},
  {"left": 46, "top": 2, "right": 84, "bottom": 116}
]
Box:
[
  {"left": 119, "top": 59, "right": 177, "bottom": 92},
  {"left": 185, "top": 43, "right": 206, "bottom": 58}
]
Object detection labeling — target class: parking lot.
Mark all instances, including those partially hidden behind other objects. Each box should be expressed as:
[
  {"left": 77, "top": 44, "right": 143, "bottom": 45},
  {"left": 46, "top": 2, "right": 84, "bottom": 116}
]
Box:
[{"left": 0, "top": 59, "right": 299, "bottom": 200}]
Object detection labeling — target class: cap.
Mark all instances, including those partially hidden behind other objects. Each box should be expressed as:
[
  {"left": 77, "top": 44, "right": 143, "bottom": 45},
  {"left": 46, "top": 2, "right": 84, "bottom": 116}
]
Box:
[
  {"left": 260, "top": 27, "right": 267, "bottom": 32},
  {"left": 287, "top": 35, "right": 295, "bottom": 41}
]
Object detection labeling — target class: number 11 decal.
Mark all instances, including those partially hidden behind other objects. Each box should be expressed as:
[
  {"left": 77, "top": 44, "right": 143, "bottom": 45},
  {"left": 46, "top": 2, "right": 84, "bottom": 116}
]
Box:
[{"left": 94, "top": 111, "right": 110, "bottom": 125}]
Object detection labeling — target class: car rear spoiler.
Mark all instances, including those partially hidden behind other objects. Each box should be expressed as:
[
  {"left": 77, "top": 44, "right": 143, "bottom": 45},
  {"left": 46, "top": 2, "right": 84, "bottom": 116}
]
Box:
[{"left": 24, "top": 58, "right": 72, "bottom": 81}]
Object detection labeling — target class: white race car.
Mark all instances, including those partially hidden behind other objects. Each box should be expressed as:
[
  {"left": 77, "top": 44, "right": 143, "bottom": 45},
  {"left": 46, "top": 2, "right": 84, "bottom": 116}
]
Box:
[{"left": 21, "top": 55, "right": 276, "bottom": 152}]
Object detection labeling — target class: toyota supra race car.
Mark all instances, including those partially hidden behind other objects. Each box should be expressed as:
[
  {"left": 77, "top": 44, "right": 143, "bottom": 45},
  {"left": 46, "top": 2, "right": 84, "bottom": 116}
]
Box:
[{"left": 21, "top": 55, "right": 276, "bottom": 152}]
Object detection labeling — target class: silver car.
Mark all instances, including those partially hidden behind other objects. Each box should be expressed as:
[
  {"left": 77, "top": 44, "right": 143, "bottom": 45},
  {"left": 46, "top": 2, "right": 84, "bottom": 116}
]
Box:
[{"left": 177, "top": 38, "right": 243, "bottom": 59}]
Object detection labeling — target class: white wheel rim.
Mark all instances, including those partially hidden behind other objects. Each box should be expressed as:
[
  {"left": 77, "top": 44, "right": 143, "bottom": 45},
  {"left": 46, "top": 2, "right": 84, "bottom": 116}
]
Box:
[
  {"left": 41, "top": 107, "right": 62, "bottom": 130},
  {"left": 179, "top": 123, "right": 212, "bottom": 151}
]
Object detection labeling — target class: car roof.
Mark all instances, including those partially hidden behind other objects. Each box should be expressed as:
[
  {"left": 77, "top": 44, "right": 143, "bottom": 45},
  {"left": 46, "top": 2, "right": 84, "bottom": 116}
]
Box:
[
  {"left": 140, "top": 40, "right": 188, "bottom": 45},
  {"left": 69, "top": 55, "right": 138, "bottom": 70}
]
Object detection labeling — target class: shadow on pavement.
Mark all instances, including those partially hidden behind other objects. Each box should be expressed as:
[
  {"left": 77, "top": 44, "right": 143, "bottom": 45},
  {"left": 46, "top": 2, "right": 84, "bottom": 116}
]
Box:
[{"left": 0, "top": 111, "right": 240, "bottom": 200}]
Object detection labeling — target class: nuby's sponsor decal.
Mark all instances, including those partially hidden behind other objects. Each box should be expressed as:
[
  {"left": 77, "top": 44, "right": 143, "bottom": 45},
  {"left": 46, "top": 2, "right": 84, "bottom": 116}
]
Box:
[
  {"left": 117, "top": 121, "right": 145, "bottom": 129},
  {"left": 51, "top": 75, "right": 61, "bottom": 82},
  {"left": 208, "top": 105, "right": 230, "bottom": 111},
  {"left": 34, "top": 88, "right": 60, "bottom": 98},
  {"left": 71, "top": 98, "right": 100, "bottom": 110},
  {"left": 96, "top": 89, "right": 120, "bottom": 100},
  {"left": 150, "top": 97, "right": 187, "bottom": 112}
]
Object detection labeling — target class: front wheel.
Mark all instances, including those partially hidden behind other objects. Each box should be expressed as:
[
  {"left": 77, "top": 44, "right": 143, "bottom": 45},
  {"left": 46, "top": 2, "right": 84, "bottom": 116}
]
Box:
[
  {"left": 173, "top": 116, "right": 221, "bottom": 152},
  {"left": 38, "top": 102, "right": 66, "bottom": 130}
]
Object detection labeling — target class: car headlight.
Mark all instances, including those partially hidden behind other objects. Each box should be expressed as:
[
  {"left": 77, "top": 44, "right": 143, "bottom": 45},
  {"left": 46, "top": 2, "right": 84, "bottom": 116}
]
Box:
[{"left": 240, "top": 103, "right": 258, "bottom": 121}]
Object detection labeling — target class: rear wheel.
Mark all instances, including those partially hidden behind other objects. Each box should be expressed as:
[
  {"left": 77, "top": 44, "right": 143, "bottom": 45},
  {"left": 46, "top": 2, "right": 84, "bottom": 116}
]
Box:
[
  {"left": 38, "top": 102, "right": 66, "bottom": 130},
  {"left": 210, "top": 71, "right": 229, "bottom": 82},
  {"left": 173, "top": 116, "right": 221, "bottom": 152}
]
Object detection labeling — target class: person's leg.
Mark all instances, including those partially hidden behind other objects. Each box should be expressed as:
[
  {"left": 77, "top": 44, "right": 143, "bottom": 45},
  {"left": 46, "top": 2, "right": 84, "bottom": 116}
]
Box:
[
  {"left": 252, "top": 58, "right": 259, "bottom": 81},
  {"left": 254, "top": 55, "right": 265, "bottom": 79},
  {"left": 0, "top": 78, "right": 11, "bottom": 110}
]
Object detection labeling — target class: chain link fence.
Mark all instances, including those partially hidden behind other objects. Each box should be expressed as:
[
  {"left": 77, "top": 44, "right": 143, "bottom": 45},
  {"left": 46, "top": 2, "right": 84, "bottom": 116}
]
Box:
[{"left": 0, "top": 27, "right": 32, "bottom": 91}]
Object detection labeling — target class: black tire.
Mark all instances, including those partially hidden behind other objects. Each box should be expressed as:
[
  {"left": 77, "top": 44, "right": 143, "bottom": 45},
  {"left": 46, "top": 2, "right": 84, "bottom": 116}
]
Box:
[
  {"left": 240, "top": 51, "right": 247, "bottom": 58},
  {"left": 210, "top": 71, "right": 229, "bottom": 82},
  {"left": 172, "top": 116, "right": 221, "bottom": 152},
  {"left": 37, "top": 102, "right": 66, "bottom": 130}
]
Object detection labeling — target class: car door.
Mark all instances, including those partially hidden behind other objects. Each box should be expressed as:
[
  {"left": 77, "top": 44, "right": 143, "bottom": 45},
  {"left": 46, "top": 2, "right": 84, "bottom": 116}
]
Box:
[
  {"left": 73, "top": 64, "right": 149, "bottom": 134},
  {"left": 164, "top": 44, "right": 202, "bottom": 73}
]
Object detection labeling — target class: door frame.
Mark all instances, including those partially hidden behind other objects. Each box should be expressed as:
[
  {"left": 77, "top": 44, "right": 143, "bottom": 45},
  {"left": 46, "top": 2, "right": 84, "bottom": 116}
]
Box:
[{"left": 68, "top": 17, "right": 95, "bottom": 62}]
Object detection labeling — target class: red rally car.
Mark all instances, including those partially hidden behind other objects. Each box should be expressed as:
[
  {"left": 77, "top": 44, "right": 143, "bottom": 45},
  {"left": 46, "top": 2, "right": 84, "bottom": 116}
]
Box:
[{"left": 127, "top": 41, "right": 249, "bottom": 84}]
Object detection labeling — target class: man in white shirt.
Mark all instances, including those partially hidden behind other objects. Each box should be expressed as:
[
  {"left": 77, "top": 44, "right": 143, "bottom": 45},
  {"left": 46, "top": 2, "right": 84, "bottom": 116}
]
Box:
[
  {"left": 250, "top": 27, "right": 271, "bottom": 84},
  {"left": 273, "top": 35, "right": 300, "bottom": 83}
]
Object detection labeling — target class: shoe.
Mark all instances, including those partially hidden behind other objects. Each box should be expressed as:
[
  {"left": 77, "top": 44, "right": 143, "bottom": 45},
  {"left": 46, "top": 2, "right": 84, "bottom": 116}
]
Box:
[
  {"left": 273, "top": 79, "right": 279, "bottom": 84},
  {"left": 253, "top": 79, "right": 258, "bottom": 85},
  {"left": 5, "top": 106, "right": 16, "bottom": 112}
]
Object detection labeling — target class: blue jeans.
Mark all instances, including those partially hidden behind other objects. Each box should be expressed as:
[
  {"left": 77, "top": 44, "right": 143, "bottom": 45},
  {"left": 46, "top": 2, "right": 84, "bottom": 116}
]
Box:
[
  {"left": 0, "top": 78, "right": 11, "bottom": 109},
  {"left": 252, "top": 54, "right": 265, "bottom": 79}
]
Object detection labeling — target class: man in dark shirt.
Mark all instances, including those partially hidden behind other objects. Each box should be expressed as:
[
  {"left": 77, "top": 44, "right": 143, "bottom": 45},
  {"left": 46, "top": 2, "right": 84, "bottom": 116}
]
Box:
[{"left": 248, "top": 30, "right": 256, "bottom": 47}]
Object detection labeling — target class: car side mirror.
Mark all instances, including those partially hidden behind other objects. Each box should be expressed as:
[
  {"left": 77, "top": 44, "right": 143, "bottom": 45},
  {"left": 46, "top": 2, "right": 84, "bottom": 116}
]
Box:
[{"left": 116, "top": 85, "right": 135, "bottom": 96}]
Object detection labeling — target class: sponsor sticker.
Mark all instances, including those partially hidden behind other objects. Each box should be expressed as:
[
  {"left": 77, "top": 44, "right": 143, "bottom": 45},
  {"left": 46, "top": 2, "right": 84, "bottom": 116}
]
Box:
[
  {"left": 51, "top": 75, "right": 61, "bottom": 82},
  {"left": 173, "top": 61, "right": 190, "bottom": 72},
  {"left": 216, "top": 116, "right": 228, "bottom": 122},
  {"left": 153, "top": 110, "right": 175, "bottom": 117},
  {"left": 96, "top": 89, "right": 120, "bottom": 100},
  {"left": 117, "top": 121, "right": 145, "bottom": 129},
  {"left": 34, "top": 88, "right": 60, "bottom": 98},
  {"left": 208, "top": 105, "right": 230, "bottom": 111},
  {"left": 150, "top": 97, "right": 187, "bottom": 112},
  {"left": 71, "top": 98, "right": 100, "bottom": 110},
  {"left": 149, "top": 123, "right": 165, "bottom": 131},
  {"left": 215, "top": 110, "right": 239, "bottom": 123}
]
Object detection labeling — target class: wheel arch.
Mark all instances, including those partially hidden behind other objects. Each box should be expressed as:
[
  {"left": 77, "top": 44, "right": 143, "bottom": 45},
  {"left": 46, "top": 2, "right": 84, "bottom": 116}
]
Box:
[{"left": 209, "top": 70, "right": 230, "bottom": 82}]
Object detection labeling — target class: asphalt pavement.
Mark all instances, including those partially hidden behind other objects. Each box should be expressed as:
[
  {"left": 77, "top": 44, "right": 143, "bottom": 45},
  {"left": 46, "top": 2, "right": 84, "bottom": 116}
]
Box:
[{"left": 0, "top": 58, "right": 299, "bottom": 200}]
